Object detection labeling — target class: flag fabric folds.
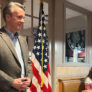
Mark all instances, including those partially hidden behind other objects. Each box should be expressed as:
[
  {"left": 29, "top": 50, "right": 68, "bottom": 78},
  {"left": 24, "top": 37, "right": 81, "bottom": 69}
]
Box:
[{"left": 30, "top": 1, "right": 52, "bottom": 92}]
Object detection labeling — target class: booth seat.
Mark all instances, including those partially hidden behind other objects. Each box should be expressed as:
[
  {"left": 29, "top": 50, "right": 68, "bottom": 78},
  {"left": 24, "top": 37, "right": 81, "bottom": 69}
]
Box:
[{"left": 57, "top": 77, "right": 85, "bottom": 92}]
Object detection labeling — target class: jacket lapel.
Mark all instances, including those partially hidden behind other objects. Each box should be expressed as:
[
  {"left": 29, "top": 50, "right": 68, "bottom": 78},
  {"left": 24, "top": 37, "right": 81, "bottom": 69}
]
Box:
[
  {"left": 18, "top": 36, "right": 27, "bottom": 64},
  {"left": 0, "top": 28, "right": 21, "bottom": 67},
  {"left": 18, "top": 36, "right": 28, "bottom": 76}
]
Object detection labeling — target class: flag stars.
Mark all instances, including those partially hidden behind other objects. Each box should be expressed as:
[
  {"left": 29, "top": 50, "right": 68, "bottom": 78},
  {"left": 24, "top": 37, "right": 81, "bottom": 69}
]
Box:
[
  {"left": 46, "top": 47, "right": 48, "bottom": 50},
  {"left": 39, "top": 26, "right": 42, "bottom": 30},
  {"left": 43, "top": 33, "right": 46, "bottom": 37},
  {"left": 34, "top": 46, "right": 36, "bottom": 49},
  {"left": 43, "top": 39, "right": 45, "bottom": 43},
  {"left": 37, "top": 46, "right": 40, "bottom": 49},
  {"left": 45, "top": 53, "right": 47, "bottom": 56},
  {"left": 38, "top": 33, "right": 41, "bottom": 37},
  {"left": 38, "top": 39, "right": 41, "bottom": 43},
  {"left": 43, "top": 65, "right": 47, "bottom": 69},
  {"left": 44, "top": 59, "right": 48, "bottom": 63},
  {"left": 36, "top": 52, "right": 40, "bottom": 56},
  {"left": 44, "top": 27, "right": 46, "bottom": 31}
]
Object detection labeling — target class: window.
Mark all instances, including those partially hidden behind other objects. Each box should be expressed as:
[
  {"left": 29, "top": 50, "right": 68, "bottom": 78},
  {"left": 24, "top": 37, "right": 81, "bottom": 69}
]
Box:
[
  {"left": 64, "top": 2, "right": 89, "bottom": 65},
  {"left": 21, "top": 0, "right": 48, "bottom": 50}
]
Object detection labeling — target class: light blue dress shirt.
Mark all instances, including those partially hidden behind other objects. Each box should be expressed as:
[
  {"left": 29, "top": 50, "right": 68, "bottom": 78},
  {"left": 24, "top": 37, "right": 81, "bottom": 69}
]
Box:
[{"left": 5, "top": 27, "right": 25, "bottom": 78}]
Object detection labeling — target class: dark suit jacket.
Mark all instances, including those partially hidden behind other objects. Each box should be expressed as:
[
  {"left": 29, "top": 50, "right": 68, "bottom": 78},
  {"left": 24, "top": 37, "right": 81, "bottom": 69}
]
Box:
[{"left": 0, "top": 27, "right": 32, "bottom": 92}]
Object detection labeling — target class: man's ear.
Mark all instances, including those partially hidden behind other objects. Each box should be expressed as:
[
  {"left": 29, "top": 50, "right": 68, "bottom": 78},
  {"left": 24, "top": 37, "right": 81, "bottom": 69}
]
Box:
[{"left": 5, "top": 14, "right": 11, "bottom": 21}]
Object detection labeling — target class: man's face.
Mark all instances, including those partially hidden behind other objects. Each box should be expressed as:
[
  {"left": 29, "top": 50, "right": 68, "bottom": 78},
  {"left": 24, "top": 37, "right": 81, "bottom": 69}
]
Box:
[{"left": 6, "top": 5, "right": 25, "bottom": 33}]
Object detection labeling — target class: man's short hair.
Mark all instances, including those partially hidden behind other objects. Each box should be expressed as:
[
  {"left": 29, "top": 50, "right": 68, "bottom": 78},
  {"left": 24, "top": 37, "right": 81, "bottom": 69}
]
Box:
[{"left": 3, "top": 2, "right": 25, "bottom": 21}]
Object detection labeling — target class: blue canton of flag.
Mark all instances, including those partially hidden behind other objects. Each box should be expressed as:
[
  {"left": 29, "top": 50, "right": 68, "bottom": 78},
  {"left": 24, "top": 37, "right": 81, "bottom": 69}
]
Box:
[{"left": 33, "top": 3, "right": 49, "bottom": 72}]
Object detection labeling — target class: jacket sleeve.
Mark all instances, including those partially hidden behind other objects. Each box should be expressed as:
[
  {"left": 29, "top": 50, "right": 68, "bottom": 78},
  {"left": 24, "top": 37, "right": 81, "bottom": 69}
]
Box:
[
  {"left": 0, "top": 36, "right": 14, "bottom": 91},
  {"left": 0, "top": 70, "right": 14, "bottom": 91}
]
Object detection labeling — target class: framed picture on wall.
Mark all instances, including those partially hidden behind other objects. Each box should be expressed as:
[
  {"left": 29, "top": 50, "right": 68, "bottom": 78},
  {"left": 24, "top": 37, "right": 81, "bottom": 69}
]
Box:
[{"left": 65, "top": 30, "right": 85, "bottom": 63}]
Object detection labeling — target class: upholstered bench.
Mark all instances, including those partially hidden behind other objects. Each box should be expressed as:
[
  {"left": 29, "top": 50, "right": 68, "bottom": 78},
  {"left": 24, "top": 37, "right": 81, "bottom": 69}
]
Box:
[{"left": 57, "top": 77, "right": 85, "bottom": 92}]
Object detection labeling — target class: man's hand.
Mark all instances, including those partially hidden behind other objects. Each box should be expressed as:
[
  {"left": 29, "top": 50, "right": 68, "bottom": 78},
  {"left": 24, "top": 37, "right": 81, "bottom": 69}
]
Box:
[
  {"left": 12, "top": 78, "right": 31, "bottom": 91},
  {"left": 21, "top": 77, "right": 31, "bottom": 87}
]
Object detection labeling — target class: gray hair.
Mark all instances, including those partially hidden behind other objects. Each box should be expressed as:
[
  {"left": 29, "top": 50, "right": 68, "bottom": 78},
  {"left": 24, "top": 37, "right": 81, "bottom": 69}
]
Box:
[{"left": 3, "top": 2, "right": 25, "bottom": 21}]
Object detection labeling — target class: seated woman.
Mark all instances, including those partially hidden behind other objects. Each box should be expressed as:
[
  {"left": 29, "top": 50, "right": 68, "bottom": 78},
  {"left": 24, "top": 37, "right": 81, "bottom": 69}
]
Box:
[{"left": 85, "top": 67, "right": 92, "bottom": 90}]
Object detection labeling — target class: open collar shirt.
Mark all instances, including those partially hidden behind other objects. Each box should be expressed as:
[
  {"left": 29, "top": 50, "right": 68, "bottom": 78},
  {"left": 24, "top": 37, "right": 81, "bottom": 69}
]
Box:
[{"left": 4, "top": 27, "right": 25, "bottom": 78}]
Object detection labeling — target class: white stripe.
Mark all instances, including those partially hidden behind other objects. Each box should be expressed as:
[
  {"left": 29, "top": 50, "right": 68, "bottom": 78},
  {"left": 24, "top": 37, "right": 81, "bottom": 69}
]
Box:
[
  {"left": 48, "top": 73, "right": 52, "bottom": 86},
  {"left": 43, "top": 73, "right": 48, "bottom": 88},
  {"left": 42, "top": 72, "right": 52, "bottom": 88},
  {"left": 32, "top": 76, "right": 42, "bottom": 92},
  {"left": 31, "top": 53, "right": 42, "bottom": 77}
]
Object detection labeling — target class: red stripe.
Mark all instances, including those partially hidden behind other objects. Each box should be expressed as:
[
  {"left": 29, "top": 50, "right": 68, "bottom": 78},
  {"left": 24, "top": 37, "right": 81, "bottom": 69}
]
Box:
[
  {"left": 41, "top": 83, "right": 52, "bottom": 92},
  {"left": 41, "top": 84, "right": 48, "bottom": 92},
  {"left": 48, "top": 63, "right": 51, "bottom": 74},
  {"left": 31, "top": 60, "right": 41, "bottom": 84},
  {"left": 48, "top": 83, "right": 52, "bottom": 92},
  {"left": 30, "top": 84, "right": 37, "bottom": 92}
]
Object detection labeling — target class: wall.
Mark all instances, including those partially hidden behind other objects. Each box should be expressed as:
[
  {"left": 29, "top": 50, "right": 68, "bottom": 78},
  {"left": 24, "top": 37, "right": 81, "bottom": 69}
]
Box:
[
  {"left": 56, "top": 67, "right": 89, "bottom": 78},
  {"left": 48, "top": 0, "right": 55, "bottom": 91},
  {"left": 54, "top": 0, "right": 64, "bottom": 91},
  {"left": 52, "top": 0, "right": 92, "bottom": 92},
  {"left": 88, "top": 14, "right": 92, "bottom": 67},
  {"left": 66, "top": 15, "right": 87, "bottom": 33}
]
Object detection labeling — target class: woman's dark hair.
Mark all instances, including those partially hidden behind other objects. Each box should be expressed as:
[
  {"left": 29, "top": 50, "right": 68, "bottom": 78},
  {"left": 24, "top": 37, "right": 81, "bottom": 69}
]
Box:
[{"left": 87, "top": 67, "right": 92, "bottom": 79}]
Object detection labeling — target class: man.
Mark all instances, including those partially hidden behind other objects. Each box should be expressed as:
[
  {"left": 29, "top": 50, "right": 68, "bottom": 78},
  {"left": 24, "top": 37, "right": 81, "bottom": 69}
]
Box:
[{"left": 0, "top": 2, "right": 32, "bottom": 92}]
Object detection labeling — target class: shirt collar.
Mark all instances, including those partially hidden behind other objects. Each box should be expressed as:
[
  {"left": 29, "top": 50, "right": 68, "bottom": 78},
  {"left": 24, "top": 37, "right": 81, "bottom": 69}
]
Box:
[{"left": 4, "top": 27, "right": 18, "bottom": 40}]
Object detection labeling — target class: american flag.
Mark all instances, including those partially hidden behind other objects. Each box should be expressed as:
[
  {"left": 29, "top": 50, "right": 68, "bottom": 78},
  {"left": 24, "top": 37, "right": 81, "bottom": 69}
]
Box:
[{"left": 30, "top": 1, "right": 52, "bottom": 92}]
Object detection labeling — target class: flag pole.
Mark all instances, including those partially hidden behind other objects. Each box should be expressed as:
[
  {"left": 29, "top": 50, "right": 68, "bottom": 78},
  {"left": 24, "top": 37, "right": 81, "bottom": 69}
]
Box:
[
  {"left": 40, "top": 0, "right": 43, "bottom": 3},
  {"left": 40, "top": 0, "right": 44, "bottom": 88}
]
